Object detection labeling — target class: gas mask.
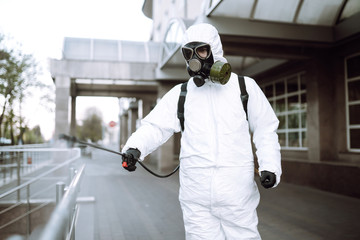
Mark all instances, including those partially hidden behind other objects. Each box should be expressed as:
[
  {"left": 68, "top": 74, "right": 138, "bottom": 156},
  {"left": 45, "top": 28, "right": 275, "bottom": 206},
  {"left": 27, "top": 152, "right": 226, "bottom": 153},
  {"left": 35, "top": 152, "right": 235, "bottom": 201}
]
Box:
[{"left": 182, "top": 41, "right": 231, "bottom": 87}]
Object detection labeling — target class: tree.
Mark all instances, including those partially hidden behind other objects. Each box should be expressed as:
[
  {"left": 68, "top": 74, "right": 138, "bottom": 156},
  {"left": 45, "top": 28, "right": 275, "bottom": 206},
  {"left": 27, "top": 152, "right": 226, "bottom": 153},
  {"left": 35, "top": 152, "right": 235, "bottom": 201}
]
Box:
[
  {"left": 77, "top": 107, "right": 103, "bottom": 143},
  {"left": 0, "top": 33, "right": 52, "bottom": 144},
  {"left": 23, "top": 125, "right": 44, "bottom": 144}
]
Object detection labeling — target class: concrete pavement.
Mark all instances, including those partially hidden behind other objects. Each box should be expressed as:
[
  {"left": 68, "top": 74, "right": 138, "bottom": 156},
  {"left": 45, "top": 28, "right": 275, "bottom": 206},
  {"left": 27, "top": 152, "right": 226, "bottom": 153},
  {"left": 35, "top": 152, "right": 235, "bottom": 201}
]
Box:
[{"left": 77, "top": 149, "right": 360, "bottom": 240}]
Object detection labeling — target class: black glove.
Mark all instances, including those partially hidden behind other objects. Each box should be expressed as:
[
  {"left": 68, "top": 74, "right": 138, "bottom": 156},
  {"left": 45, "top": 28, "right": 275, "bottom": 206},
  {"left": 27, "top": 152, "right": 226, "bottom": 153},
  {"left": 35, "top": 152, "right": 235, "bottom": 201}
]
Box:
[
  {"left": 122, "top": 148, "right": 141, "bottom": 172},
  {"left": 260, "top": 171, "right": 276, "bottom": 189}
]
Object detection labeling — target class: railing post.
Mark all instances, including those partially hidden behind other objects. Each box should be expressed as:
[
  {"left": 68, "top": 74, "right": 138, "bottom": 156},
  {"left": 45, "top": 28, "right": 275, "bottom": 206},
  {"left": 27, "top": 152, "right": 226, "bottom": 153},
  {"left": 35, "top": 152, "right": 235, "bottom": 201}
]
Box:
[
  {"left": 56, "top": 182, "right": 66, "bottom": 205},
  {"left": 70, "top": 167, "right": 75, "bottom": 182},
  {"left": 2, "top": 164, "right": 6, "bottom": 184},
  {"left": 26, "top": 184, "right": 31, "bottom": 237},
  {"left": 17, "top": 154, "right": 21, "bottom": 201}
]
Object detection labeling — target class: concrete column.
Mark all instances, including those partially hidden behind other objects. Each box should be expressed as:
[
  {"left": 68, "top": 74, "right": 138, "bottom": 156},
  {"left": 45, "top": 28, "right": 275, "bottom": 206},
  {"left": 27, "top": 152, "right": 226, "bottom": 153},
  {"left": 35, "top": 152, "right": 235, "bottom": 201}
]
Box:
[
  {"left": 54, "top": 76, "right": 71, "bottom": 139},
  {"left": 142, "top": 98, "right": 156, "bottom": 117},
  {"left": 128, "top": 101, "right": 138, "bottom": 135},
  {"left": 119, "top": 111, "right": 128, "bottom": 149},
  {"left": 70, "top": 96, "right": 76, "bottom": 136},
  {"left": 334, "top": 56, "right": 347, "bottom": 154},
  {"left": 306, "top": 56, "right": 337, "bottom": 161},
  {"left": 152, "top": 82, "right": 179, "bottom": 171}
]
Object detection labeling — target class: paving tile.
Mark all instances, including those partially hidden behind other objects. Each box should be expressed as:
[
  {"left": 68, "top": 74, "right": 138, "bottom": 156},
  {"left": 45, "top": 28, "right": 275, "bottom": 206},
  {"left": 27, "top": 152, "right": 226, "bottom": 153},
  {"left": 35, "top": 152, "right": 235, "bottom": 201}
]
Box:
[{"left": 76, "top": 149, "right": 360, "bottom": 240}]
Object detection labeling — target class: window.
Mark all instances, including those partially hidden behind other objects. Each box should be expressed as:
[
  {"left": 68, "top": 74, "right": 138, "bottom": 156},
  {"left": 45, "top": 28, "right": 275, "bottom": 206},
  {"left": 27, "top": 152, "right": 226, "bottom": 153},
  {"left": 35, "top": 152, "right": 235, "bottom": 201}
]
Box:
[
  {"left": 345, "top": 53, "right": 360, "bottom": 152},
  {"left": 262, "top": 72, "right": 307, "bottom": 150},
  {"left": 160, "top": 19, "right": 185, "bottom": 67}
]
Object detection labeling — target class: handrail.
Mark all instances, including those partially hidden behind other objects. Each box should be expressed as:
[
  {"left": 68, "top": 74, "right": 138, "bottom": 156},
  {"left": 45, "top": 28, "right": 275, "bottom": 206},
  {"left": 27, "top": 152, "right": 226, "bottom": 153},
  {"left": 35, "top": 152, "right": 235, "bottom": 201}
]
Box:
[
  {"left": 0, "top": 147, "right": 77, "bottom": 152},
  {"left": 0, "top": 147, "right": 83, "bottom": 239},
  {"left": 0, "top": 148, "right": 81, "bottom": 199},
  {"left": 39, "top": 164, "right": 86, "bottom": 240},
  {"left": 0, "top": 143, "right": 52, "bottom": 149}
]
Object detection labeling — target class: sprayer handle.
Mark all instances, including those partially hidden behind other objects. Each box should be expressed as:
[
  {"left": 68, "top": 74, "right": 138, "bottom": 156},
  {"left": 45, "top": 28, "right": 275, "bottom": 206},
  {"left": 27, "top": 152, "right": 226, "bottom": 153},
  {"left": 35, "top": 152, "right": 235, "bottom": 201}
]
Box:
[{"left": 121, "top": 148, "right": 140, "bottom": 172}]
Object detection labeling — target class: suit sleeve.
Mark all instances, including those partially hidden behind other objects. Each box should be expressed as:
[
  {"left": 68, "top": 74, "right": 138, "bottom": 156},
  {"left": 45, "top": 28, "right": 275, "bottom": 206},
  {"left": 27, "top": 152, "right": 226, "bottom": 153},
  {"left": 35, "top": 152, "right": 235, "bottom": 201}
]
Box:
[
  {"left": 246, "top": 77, "right": 282, "bottom": 187},
  {"left": 122, "top": 85, "right": 182, "bottom": 160}
]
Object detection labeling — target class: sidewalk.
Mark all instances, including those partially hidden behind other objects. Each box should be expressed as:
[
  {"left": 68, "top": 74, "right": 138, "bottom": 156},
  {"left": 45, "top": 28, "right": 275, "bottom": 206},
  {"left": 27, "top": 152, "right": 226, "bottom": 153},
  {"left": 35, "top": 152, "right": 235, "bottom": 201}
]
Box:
[{"left": 77, "top": 149, "right": 360, "bottom": 240}]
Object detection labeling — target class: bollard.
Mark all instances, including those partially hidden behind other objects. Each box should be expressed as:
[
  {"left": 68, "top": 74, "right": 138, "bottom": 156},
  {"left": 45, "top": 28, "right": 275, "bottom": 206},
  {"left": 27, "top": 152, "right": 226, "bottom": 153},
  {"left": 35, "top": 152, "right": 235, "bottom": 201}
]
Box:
[
  {"left": 69, "top": 167, "right": 76, "bottom": 184},
  {"left": 56, "top": 182, "right": 66, "bottom": 205},
  {"left": 17, "top": 157, "right": 21, "bottom": 201}
]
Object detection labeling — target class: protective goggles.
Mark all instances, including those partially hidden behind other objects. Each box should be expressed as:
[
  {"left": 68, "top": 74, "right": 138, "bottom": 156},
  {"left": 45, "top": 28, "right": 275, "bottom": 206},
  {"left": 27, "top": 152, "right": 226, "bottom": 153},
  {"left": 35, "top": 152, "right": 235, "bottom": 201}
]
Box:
[{"left": 182, "top": 42, "right": 212, "bottom": 61}]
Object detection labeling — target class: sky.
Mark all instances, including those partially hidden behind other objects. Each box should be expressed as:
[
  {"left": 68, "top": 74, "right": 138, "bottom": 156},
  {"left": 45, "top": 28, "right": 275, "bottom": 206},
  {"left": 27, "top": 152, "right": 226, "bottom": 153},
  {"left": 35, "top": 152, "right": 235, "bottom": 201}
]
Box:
[{"left": 0, "top": 0, "right": 153, "bottom": 140}]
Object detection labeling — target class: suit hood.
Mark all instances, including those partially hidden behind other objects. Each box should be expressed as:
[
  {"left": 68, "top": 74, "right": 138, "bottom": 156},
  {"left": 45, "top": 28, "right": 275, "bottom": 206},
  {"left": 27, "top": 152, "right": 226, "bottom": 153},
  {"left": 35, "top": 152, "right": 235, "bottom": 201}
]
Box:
[{"left": 182, "top": 23, "right": 227, "bottom": 63}]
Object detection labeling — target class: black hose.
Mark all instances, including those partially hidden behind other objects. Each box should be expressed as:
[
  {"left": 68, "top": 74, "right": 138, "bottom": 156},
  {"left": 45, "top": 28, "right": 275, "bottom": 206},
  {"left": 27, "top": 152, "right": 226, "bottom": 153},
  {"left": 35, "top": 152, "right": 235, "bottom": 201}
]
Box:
[
  {"left": 59, "top": 134, "right": 179, "bottom": 178},
  {"left": 138, "top": 162, "right": 179, "bottom": 178}
]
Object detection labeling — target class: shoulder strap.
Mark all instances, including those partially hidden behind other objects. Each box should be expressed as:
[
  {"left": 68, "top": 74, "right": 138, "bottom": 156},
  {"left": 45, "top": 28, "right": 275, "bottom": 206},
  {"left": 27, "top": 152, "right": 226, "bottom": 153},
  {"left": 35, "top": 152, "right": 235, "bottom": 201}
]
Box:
[
  {"left": 238, "top": 76, "right": 249, "bottom": 120},
  {"left": 177, "top": 82, "right": 188, "bottom": 132}
]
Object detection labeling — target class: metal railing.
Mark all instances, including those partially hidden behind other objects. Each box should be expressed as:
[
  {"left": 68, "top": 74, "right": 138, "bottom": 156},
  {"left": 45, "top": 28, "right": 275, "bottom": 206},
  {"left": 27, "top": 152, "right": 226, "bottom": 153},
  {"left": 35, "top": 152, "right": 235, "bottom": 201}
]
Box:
[
  {"left": 40, "top": 164, "right": 85, "bottom": 240},
  {"left": 39, "top": 164, "right": 86, "bottom": 240},
  {"left": 0, "top": 143, "right": 55, "bottom": 188},
  {"left": 0, "top": 147, "right": 81, "bottom": 239}
]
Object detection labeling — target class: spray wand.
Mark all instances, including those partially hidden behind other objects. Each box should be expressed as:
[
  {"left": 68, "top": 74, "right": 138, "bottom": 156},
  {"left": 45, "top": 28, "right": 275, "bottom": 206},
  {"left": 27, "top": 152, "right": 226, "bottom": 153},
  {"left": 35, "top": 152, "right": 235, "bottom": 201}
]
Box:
[{"left": 59, "top": 134, "right": 179, "bottom": 178}]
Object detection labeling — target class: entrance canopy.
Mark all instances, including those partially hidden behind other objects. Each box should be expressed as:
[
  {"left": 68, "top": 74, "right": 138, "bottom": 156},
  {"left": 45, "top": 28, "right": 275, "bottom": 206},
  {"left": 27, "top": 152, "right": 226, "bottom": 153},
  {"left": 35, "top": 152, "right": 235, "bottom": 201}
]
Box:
[
  {"left": 156, "top": 0, "right": 360, "bottom": 77},
  {"left": 50, "top": 38, "right": 160, "bottom": 99}
]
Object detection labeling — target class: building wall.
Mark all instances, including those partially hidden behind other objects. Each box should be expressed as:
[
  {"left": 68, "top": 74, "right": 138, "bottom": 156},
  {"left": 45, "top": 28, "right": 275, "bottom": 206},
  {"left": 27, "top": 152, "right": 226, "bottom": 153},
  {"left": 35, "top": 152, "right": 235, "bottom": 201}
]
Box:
[{"left": 255, "top": 36, "right": 360, "bottom": 198}]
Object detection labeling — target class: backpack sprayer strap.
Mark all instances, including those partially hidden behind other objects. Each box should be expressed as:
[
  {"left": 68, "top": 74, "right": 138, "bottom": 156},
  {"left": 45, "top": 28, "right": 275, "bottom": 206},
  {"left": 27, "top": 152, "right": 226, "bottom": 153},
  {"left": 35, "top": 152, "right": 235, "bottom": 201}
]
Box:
[
  {"left": 177, "top": 81, "right": 188, "bottom": 132},
  {"left": 238, "top": 76, "right": 249, "bottom": 120}
]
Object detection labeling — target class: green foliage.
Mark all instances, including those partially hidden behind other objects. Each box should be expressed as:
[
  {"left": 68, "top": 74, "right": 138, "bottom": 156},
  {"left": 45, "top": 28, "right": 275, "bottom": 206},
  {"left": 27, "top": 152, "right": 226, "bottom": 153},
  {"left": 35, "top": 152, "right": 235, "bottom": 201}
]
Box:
[
  {"left": 0, "top": 32, "right": 52, "bottom": 145},
  {"left": 23, "top": 125, "right": 44, "bottom": 144},
  {"left": 77, "top": 107, "right": 103, "bottom": 143}
]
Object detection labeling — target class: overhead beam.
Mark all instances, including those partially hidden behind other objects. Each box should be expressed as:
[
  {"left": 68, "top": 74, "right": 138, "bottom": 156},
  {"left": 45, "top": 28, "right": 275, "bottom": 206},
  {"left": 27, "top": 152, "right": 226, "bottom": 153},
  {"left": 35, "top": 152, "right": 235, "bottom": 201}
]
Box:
[
  {"left": 50, "top": 59, "right": 157, "bottom": 80},
  {"left": 74, "top": 83, "right": 158, "bottom": 99},
  {"left": 240, "top": 59, "right": 288, "bottom": 76},
  {"left": 197, "top": 16, "right": 334, "bottom": 43},
  {"left": 221, "top": 35, "right": 329, "bottom": 60},
  {"left": 75, "top": 90, "right": 157, "bottom": 99},
  {"left": 155, "top": 67, "right": 188, "bottom": 81}
]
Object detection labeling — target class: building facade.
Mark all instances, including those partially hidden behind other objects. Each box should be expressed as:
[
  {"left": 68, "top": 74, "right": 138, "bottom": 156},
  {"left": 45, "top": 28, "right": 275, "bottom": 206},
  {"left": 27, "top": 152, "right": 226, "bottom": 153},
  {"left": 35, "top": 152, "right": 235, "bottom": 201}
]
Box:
[
  {"left": 51, "top": 0, "right": 360, "bottom": 198},
  {"left": 141, "top": 0, "right": 360, "bottom": 198}
]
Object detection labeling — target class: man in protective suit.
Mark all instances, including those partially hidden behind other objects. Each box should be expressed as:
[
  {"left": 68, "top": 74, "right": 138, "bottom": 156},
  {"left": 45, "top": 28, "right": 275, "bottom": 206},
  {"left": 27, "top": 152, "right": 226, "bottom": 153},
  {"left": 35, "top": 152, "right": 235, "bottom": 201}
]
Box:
[{"left": 122, "top": 23, "right": 281, "bottom": 240}]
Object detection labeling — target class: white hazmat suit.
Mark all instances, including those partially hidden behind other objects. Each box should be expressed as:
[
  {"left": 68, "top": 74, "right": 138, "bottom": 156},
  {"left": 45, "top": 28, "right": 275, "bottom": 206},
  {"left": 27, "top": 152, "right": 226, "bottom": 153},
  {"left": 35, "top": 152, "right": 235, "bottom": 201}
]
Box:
[{"left": 123, "top": 23, "right": 281, "bottom": 240}]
